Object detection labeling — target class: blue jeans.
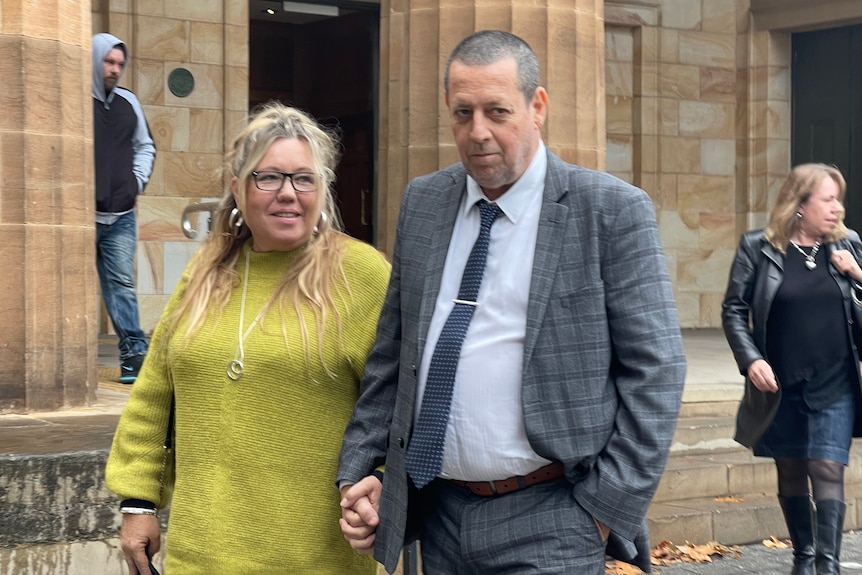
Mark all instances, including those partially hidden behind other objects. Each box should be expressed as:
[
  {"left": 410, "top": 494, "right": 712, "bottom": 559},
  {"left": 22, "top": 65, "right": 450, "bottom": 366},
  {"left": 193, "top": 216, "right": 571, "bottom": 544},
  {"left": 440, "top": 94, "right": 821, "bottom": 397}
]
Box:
[{"left": 96, "top": 211, "right": 148, "bottom": 359}]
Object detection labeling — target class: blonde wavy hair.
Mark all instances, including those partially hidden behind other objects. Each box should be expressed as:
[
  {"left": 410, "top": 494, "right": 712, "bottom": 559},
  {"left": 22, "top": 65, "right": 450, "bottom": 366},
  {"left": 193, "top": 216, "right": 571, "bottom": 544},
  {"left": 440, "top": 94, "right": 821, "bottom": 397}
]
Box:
[
  {"left": 765, "top": 163, "right": 847, "bottom": 253},
  {"left": 165, "top": 103, "right": 348, "bottom": 367}
]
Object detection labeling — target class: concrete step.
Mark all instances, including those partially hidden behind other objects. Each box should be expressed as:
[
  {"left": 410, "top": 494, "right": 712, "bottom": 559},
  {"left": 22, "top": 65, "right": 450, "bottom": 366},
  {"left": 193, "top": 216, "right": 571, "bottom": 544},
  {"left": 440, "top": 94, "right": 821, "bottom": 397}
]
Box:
[
  {"left": 678, "top": 399, "right": 739, "bottom": 419},
  {"left": 648, "top": 484, "right": 862, "bottom": 547},
  {"left": 673, "top": 373, "right": 743, "bottom": 455},
  {"left": 648, "top": 491, "right": 788, "bottom": 547},
  {"left": 0, "top": 451, "right": 118, "bottom": 547},
  {"left": 657, "top": 445, "right": 862, "bottom": 503},
  {"left": 656, "top": 450, "right": 775, "bottom": 503},
  {"left": 670, "top": 416, "right": 738, "bottom": 455},
  {"left": 649, "top": 436, "right": 862, "bottom": 546}
]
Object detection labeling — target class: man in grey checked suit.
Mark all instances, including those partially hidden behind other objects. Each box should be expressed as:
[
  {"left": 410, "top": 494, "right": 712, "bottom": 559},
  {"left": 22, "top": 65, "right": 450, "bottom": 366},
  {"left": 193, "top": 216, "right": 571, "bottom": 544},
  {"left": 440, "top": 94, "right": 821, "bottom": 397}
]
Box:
[{"left": 338, "top": 30, "right": 686, "bottom": 574}]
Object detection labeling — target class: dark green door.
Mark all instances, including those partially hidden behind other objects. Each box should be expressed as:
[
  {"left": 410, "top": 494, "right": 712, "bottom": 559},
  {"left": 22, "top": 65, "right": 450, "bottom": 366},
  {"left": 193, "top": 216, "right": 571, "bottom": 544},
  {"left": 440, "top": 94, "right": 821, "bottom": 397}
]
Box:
[{"left": 792, "top": 24, "right": 862, "bottom": 230}]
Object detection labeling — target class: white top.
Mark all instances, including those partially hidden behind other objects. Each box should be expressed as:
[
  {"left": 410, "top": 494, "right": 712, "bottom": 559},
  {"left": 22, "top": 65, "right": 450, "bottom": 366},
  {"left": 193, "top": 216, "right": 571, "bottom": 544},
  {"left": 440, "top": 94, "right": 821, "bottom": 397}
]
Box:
[{"left": 416, "top": 142, "right": 552, "bottom": 481}]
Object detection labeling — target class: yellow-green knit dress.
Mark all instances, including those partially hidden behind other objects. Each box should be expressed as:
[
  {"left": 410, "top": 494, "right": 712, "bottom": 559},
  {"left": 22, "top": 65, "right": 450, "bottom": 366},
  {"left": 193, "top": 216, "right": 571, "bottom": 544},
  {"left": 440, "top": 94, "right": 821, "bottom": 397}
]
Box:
[{"left": 106, "top": 238, "right": 390, "bottom": 574}]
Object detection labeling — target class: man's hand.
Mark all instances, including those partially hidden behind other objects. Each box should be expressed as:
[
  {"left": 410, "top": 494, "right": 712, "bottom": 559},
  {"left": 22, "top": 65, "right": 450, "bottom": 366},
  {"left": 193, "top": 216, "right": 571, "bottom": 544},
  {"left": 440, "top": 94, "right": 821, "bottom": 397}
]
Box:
[
  {"left": 120, "top": 514, "right": 161, "bottom": 574},
  {"left": 593, "top": 516, "right": 610, "bottom": 542},
  {"left": 339, "top": 474, "right": 383, "bottom": 554}
]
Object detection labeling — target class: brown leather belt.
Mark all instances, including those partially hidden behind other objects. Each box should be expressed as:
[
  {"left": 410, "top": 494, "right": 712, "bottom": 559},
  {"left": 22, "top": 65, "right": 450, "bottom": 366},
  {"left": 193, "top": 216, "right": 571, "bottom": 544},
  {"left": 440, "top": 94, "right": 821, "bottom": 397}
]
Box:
[{"left": 449, "top": 462, "right": 565, "bottom": 497}]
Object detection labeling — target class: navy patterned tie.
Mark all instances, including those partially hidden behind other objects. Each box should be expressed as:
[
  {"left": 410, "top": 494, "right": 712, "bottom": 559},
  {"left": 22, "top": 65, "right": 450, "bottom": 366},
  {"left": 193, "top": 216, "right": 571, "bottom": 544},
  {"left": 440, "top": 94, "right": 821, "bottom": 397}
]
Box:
[{"left": 406, "top": 200, "right": 503, "bottom": 488}]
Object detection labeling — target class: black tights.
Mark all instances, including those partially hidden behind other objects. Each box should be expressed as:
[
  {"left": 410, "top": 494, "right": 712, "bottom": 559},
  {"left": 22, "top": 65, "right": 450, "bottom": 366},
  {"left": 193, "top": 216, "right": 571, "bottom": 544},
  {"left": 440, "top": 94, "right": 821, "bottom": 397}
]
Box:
[{"left": 775, "top": 457, "right": 845, "bottom": 502}]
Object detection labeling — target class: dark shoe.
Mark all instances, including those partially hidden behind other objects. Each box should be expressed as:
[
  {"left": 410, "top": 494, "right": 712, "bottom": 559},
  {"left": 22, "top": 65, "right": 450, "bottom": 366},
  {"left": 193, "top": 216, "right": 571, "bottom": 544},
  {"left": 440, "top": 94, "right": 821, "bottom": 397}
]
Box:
[
  {"left": 779, "top": 495, "right": 816, "bottom": 575},
  {"left": 119, "top": 354, "right": 145, "bottom": 384},
  {"left": 815, "top": 499, "right": 846, "bottom": 575}
]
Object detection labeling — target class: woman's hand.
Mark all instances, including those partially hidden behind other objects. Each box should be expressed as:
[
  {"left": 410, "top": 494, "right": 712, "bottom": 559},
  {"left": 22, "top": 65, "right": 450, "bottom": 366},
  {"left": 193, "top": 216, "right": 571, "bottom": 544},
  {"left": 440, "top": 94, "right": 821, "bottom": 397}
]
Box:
[
  {"left": 747, "top": 359, "right": 778, "bottom": 393},
  {"left": 831, "top": 249, "right": 862, "bottom": 282},
  {"left": 120, "top": 514, "right": 161, "bottom": 574},
  {"left": 339, "top": 474, "right": 382, "bottom": 554}
]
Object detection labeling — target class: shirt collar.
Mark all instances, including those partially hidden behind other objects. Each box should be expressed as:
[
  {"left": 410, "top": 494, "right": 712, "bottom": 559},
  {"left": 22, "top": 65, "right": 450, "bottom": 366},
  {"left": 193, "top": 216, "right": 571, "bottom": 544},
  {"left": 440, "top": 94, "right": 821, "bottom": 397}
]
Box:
[{"left": 465, "top": 140, "right": 547, "bottom": 224}]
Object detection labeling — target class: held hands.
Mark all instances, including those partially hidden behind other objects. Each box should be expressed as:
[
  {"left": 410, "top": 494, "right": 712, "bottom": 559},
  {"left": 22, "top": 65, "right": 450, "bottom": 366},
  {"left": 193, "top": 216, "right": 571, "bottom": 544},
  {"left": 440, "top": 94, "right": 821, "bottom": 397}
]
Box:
[
  {"left": 831, "top": 249, "right": 862, "bottom": 282},
  {"left": 339, "top": 474, "right": 383, "bottom": 554},
  {"left": 120, "top": 514, "right": 161, "bottom": 575},
  {"left": 747, "top": 358, "right": 778, "bottom": 393}
]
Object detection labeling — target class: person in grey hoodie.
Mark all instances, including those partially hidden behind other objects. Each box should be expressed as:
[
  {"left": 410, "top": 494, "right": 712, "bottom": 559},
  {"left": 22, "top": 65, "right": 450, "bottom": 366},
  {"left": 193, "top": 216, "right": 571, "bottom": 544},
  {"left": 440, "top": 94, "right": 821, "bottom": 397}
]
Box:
[{"left": 92, "top": 33, "right": 155, "bottom": 383}]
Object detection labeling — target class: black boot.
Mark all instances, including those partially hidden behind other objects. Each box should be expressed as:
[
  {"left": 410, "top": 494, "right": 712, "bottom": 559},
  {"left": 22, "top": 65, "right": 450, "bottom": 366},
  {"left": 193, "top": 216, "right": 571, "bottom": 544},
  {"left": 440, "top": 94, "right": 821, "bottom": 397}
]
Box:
[
  {"left": 779, "top": 495, "right": 816, "bottom": 575},
  {"left": 815, "top": 499, "right": 846, "bottom": 575}
]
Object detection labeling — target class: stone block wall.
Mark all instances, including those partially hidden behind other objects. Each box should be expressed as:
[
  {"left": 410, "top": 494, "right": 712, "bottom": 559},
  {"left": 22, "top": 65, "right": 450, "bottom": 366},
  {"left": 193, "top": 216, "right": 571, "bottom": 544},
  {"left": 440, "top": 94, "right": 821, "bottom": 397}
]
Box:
[
  {"left": 91, "top": 0, "right": 249, "bottom": 334},
  {"left": 604, "top": 0, "right": 789, "bottom": 327}
]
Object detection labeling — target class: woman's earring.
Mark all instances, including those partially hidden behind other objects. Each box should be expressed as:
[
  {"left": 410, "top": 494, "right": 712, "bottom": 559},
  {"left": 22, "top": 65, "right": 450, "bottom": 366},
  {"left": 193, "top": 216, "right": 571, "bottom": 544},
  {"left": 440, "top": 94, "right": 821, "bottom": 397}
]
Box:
[
  {"left": 313, "top": 211, "right": 328, "bottom": 236},
  {"left": 796, "top": 211, "right": 803, "bottom": 219},
  {"left": 229, "top": 207, "right": 244, "bottom": 229}
]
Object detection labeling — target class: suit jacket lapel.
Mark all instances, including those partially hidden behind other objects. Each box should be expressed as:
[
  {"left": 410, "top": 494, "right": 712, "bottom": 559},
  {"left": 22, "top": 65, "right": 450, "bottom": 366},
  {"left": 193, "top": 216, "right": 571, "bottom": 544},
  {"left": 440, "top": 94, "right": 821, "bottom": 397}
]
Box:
[
  {"left": 524, "top": 152, "right": 569, "bottom": 366},
  {"left": 417, "top": 171, "right": 467, "bottom": 356}
]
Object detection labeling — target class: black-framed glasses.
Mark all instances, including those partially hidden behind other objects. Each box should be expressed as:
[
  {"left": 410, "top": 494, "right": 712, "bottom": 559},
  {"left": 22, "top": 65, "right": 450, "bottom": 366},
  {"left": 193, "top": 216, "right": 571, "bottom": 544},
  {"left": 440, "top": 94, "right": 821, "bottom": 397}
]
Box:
[{"left": 251, "top": 170, "right": 318, "bottom": 193}]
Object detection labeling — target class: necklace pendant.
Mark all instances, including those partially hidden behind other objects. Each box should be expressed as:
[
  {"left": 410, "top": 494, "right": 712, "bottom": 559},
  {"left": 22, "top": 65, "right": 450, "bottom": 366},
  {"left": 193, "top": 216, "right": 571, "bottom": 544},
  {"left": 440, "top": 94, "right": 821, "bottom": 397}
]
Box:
[
  {"left": 227, "top": 359, "right": 244, "bottom": 381},
  {"left": 790, "top": 239, "right": 820, "bottom": 271}
]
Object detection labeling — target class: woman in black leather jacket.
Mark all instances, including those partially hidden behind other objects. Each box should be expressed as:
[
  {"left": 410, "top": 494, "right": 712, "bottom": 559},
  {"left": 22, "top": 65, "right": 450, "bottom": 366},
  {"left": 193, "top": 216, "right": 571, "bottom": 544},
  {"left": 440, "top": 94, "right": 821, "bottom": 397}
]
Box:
[{"left": 722, "top": 163, "right": 862, "bottom": 575}]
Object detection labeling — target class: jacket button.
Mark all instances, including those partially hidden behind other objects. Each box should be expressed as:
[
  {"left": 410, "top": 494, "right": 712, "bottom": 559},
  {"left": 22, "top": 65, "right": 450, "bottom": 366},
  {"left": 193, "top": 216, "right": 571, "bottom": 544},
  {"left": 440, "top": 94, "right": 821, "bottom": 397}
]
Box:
[
  {"left": 398, "top": 437, "right": 405, "bottom": 448},
  {"left": 411, "top": 364, "right": 417, "bottom": 376}
]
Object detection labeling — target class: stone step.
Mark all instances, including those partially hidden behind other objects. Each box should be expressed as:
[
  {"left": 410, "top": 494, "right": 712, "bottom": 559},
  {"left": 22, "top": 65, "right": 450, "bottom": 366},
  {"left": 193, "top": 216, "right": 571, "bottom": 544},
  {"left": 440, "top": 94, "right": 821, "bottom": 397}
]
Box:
[
  {"left": 678, "top": 399, "right": 739, "bottom": 419},
  {"left": 655, "top": 450, "right": 774, "bottom": 503},
  {"left": 670, "top": 415, "right": 738, "bottom": 455},
  {"left": 676, "top": 375, "right": 742, "bottom": 430},
  {"left": 650, "top": 436, "right": 862, "bottom": 547},
  {"left": 649, "top": 491, "right": 788, "bottom": 547},
  {"left": 657, "top": 446, "right": 862, "bottom": 503},
  {"left": 0, "top": 450, "right": 119, "bottom": 547},
  {"left": 670, "top": 373, "right": 743, "bottom": 454},
  {"left": 648, "top": 484, "right": 862, "bottom": 548}
]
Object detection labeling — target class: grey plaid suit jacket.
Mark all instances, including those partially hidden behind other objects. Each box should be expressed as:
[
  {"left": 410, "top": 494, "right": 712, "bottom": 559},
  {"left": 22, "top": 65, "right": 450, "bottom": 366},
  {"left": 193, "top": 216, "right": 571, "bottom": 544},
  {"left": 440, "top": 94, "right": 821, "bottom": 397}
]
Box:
[{"left": 338, "top": 149, "right": 687, "bottom": 574}]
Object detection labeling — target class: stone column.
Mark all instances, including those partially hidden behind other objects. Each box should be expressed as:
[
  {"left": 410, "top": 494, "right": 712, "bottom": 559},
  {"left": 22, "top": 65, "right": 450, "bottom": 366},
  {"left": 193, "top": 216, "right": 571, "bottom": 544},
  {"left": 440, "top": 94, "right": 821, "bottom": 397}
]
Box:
[
  {"left": 376, "top": 0, "right": 605, "bottom": 253},
  {"left": 0, "top": 1, "right": 98, "bottom": 411}
]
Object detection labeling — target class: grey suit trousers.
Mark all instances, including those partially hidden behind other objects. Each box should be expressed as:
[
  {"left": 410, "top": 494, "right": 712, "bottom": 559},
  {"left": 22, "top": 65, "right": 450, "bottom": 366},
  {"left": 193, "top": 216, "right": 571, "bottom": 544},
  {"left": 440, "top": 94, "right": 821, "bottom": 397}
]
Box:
[{"left": 418, "top": 479, "right": 606, "bottom": 574}]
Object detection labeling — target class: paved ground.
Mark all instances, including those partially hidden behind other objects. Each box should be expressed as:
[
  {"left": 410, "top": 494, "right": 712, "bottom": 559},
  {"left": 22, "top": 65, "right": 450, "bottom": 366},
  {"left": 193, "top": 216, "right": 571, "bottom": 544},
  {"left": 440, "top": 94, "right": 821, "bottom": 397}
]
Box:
[{"left": 650, "top": 530, "right": 862, "bottom": 574}]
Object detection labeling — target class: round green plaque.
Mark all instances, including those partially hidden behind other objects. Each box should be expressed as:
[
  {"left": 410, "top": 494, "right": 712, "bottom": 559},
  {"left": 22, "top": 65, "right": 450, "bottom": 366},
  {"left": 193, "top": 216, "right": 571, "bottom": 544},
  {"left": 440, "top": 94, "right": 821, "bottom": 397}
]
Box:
[{"left": 168, "top": 68, "right": 195, "bottom": 97}]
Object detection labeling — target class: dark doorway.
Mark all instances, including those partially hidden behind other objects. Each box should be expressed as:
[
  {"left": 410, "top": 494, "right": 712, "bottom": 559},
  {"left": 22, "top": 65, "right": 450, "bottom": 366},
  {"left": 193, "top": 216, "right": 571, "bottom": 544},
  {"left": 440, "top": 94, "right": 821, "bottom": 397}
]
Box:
[
  {"left": 792, "top": 24, "right": 862, "bottom": 230},
  {"left": 249, "top": 1, "right": 379, "bottom": 243}
]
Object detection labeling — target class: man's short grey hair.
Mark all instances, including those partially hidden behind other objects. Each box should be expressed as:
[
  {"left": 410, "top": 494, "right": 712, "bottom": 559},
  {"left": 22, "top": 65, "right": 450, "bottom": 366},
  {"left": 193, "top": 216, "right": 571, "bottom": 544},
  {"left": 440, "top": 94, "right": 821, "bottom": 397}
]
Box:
[{"left": 444, "top": 30, "right": 540, "bottom": 102}]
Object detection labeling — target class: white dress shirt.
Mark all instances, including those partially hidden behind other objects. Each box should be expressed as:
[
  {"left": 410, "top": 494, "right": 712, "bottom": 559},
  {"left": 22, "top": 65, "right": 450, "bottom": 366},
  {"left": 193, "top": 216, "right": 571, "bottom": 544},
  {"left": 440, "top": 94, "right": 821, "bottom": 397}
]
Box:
[{"left": 415, "top": 142, "right": 552, "bottom": 481}]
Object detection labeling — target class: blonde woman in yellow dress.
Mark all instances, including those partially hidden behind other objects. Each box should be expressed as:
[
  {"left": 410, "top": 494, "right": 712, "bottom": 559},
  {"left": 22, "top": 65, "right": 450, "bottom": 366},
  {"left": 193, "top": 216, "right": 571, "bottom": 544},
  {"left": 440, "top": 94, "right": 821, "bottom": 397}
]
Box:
[{"left": 106, "top": 103, "right": 390, "bottom": 574}]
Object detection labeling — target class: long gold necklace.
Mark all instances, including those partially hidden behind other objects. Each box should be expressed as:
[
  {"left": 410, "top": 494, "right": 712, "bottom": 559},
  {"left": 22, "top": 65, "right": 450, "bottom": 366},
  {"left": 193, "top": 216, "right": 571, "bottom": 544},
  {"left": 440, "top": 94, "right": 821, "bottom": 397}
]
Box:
[{"left": 227, "top": 249, "right": 266, "bottom": 381}]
